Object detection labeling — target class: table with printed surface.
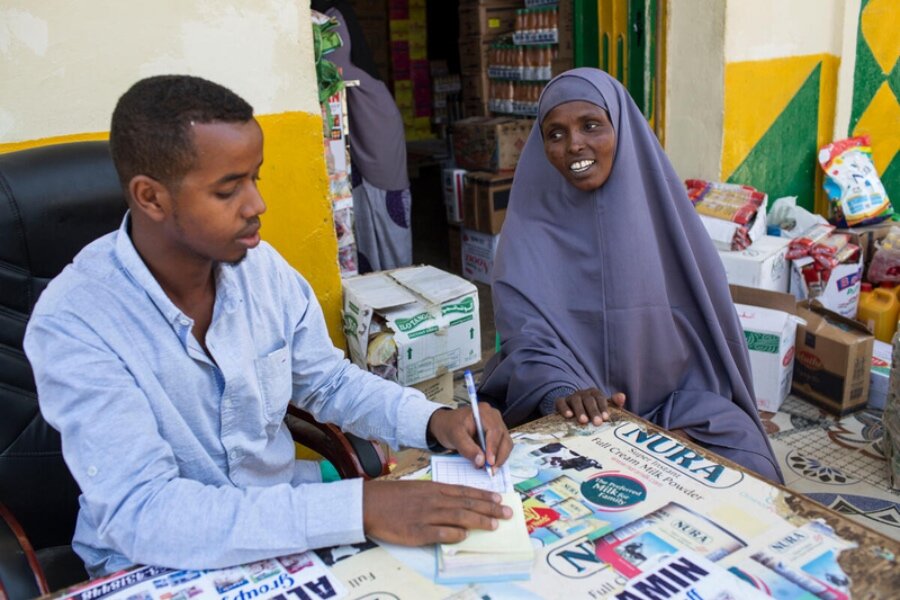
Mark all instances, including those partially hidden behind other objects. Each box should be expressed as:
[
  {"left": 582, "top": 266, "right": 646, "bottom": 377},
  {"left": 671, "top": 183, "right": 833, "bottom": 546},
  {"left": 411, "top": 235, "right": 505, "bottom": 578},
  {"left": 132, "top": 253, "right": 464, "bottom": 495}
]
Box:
[{"left": 47, "top": 410, "right": 900, "bottom": 600}]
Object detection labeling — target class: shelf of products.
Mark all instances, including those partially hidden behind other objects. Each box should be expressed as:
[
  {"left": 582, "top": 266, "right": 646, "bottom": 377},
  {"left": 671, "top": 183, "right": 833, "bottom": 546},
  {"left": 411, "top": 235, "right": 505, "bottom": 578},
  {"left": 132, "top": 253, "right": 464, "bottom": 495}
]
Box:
[{"left": 485, "top": 2, "right": 561, "bottom": 118}]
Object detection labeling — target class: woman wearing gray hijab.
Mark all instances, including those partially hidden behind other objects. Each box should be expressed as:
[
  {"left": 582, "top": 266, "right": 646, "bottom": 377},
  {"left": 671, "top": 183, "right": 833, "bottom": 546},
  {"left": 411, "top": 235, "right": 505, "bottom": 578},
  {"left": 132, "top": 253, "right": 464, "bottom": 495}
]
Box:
[
  {"left": 312, "top": 0, "right": 412, "bottom": 273},
  {"left": 479, "top": 68, "right": 782, "bottom": 483}
]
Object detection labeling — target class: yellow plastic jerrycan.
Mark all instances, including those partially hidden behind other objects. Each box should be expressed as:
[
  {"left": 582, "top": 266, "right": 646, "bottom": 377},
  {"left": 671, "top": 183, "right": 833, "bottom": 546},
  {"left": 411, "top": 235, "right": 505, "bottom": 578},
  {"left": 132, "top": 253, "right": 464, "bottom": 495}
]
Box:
[{"left": 857, "top": 283, "right": 900, "bottom": 342}]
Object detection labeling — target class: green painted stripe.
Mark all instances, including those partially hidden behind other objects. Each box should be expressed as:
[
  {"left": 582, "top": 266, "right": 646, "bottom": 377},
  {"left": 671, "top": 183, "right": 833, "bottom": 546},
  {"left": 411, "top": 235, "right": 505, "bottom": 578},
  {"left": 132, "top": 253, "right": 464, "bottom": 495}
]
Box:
[
  {"left": 850, "top": 0, "right": 887, "bottom": 133},
  {"left": 728, "top": 63, "right": 822, "bottom": 212}
]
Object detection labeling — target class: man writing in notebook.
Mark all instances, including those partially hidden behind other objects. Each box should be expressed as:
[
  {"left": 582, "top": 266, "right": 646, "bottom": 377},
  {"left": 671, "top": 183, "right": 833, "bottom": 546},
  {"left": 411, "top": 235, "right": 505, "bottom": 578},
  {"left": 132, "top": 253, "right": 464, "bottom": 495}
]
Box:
[{"left": 24, "top": 75, "right": 513, "bottom": 577}]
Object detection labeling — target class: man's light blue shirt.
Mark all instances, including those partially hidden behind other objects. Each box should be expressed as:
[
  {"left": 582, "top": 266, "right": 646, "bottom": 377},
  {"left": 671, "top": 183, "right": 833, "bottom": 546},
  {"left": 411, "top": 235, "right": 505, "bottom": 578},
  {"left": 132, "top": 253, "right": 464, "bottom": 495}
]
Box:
[{"left": 24, "top": 216, "right": 441, "bottom": 576}]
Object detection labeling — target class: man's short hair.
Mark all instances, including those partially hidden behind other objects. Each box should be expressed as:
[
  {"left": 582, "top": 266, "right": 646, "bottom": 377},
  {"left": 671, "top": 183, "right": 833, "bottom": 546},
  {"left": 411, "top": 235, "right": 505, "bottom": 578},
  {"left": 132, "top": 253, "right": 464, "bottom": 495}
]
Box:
[{"left": 110, "top": 75, "right": 254, "bottom": 192}]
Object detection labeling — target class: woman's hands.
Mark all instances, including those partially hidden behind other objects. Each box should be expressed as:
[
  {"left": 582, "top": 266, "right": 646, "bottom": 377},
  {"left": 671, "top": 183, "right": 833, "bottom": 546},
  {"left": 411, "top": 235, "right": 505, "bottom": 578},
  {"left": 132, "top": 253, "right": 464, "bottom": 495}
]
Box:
[{"left": 556, "top": 388, "right": 626, "bottom": 425}]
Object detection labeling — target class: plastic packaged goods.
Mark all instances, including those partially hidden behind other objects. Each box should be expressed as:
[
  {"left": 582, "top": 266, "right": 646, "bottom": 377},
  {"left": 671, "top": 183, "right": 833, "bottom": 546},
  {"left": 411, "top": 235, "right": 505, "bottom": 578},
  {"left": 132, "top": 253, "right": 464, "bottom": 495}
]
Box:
[
  {"left": 819, "top": 135, "right": 892, "bottom": 227},
  {"left": 786, "top": 223, "right": 836, "bottom": 259}
]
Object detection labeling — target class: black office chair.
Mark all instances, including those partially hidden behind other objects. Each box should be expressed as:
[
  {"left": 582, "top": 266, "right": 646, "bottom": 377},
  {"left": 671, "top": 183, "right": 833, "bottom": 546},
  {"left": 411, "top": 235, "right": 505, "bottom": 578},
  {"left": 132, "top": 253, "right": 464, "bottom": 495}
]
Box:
[{"left": 0, "top": 141, "right": 387, "bottom": 598}]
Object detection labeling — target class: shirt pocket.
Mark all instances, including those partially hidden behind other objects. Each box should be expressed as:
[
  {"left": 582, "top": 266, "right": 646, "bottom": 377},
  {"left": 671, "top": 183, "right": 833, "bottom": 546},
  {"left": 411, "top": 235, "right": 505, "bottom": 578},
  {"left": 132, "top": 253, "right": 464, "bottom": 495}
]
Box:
[{"left": 254, "top": 344, "right": 292, "bottom": 426}]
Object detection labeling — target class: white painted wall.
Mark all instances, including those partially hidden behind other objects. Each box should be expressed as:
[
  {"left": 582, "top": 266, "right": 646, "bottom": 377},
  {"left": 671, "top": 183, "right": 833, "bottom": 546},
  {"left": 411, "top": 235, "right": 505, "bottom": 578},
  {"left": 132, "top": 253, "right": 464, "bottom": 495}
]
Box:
[
  {"left": 0, "top": 0, "right": 320, "bottom": 142},
  {"left": 724, "top": 0, "right": 844, "bottom": 62},
  {"left": 664, "top": 0, "right": 726, "bottom": 180}
]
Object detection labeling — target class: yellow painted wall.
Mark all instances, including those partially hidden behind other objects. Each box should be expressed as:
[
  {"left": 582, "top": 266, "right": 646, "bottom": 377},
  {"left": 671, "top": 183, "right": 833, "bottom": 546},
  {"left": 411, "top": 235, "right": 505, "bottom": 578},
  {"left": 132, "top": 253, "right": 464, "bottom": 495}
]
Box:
[{"left": 0, "top": 1, "right": 345, "bottom": 346}]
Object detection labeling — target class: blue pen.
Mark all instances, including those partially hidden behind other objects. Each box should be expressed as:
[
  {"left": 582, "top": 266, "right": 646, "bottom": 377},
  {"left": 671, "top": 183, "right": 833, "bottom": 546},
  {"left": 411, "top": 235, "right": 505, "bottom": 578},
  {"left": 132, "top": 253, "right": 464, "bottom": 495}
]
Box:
[{"left": 464, "top": 369, "right": 493, "bottom": 477}]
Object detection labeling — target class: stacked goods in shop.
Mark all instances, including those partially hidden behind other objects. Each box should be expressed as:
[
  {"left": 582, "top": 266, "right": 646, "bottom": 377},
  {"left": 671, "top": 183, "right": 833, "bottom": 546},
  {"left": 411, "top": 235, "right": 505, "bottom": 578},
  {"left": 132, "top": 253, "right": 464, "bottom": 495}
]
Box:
[
  {"left": 430, "top": 60, "right": 462, "bottom": 136},
  {"left": 458, "top": 0, "right": 521, "bottom": 117},
  {"left": 686, "top": 179, "right": 767, "bottom": 251}
]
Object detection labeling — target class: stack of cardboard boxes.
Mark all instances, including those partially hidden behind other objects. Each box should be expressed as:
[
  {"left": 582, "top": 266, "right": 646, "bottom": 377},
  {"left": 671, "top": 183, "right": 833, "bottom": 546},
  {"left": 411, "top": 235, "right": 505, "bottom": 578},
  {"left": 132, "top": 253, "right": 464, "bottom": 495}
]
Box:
[
  {"left": 717, "top": 213, "right": 893, "bottom": 417},
  {"left": 446, "top": 116, "right": 533, "bottom": 283},
  {"left": 458, "top": 0, "right": 520, "bottom": 117}
]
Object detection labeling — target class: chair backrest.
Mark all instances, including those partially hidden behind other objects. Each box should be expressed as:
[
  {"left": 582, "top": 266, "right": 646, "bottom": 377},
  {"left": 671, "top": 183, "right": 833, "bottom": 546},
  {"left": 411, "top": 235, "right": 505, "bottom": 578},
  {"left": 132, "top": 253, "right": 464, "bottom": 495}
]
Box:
[{"left": 0, "top": 141, "right": 127, "bottom": 550}]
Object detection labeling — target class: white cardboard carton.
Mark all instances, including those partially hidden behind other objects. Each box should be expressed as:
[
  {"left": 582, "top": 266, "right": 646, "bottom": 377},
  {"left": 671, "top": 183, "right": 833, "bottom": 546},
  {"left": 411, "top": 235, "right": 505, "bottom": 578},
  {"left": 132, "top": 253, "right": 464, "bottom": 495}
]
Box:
[
  {"left": 870, "top": 339, "right": 892, "bottom": 410},
  {"left": 734, "top": 302, "right": 803, "bottom": 412},
  {"left": 442, "top": 168, "right": 466, "bottom": 224},
  {"left": 461, "top": 228, "right": 500, "bottom": 285},
  {"left": 789, "top": 254, "right": 863, "bottom": 319},
  {"left": 717, "top": 235, "right": 791, "bottom": 292},
  {"left": 699, "top": 201, "right": 767, "bottom": 251},
  {"left": 342, "top": 266, "right": 481, "bottom": 386}
]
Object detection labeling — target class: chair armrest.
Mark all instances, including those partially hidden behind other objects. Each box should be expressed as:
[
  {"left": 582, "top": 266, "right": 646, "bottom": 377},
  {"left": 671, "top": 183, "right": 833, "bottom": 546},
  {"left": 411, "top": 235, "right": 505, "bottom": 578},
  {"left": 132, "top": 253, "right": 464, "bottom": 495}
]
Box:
[
  {"left": 0, "top": 502, "right": 49, "bottom": 599},
  {"left": 284, "top": 406, "right": 389, "bottom": 480}
]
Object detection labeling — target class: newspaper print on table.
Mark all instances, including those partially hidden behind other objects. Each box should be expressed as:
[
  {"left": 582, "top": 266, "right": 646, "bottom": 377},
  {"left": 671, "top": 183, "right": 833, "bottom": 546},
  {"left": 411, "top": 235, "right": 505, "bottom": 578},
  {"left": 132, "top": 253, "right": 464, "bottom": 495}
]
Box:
[
  {"left": 55, "top": 551, "right": 346, "bottom": 600},
  {"left": 508, "top": 422, "right": 857, "bottom": 599}
]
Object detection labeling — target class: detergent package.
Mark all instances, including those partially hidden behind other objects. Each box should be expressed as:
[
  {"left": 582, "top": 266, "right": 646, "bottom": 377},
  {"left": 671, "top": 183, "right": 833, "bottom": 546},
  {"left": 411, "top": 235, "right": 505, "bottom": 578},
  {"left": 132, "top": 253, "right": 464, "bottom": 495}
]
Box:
[{"left": 819, "top": 135, "right": 892, "bottom": 227}]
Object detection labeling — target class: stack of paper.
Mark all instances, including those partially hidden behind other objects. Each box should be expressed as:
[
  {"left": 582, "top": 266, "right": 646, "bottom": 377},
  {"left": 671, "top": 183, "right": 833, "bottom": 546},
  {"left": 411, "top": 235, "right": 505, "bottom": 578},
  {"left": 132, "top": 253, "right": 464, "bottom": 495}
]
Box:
[{"left": 431, "top": 455, "right": 535, "bottom": 584}]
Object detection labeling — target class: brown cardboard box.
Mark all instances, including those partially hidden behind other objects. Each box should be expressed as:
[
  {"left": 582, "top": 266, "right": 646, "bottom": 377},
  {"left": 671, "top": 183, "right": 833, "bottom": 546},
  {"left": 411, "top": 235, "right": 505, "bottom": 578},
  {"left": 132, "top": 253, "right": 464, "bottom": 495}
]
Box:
[
  {"left": 411, "top": 371, "right": 455, "bottom": 406},
  {"left": 461, "top": 72, "right": 490, "bottom": 102},
  {"left": 556, "top": 0, "right": 574, "bottom": 60},
  {"left": 448, "top": 224, "right": 462, "bottom": 274},
  {"left": 452, "top": 116, "right": 534, "bottom": 172},
  {"left": 458, "top": 4, "right": 518, "bottom": 40},
  {"left": 463, "top": 171, "right": 513, "bottom": 234},
  {"left": 835, "top": 220, "right": 895, "bottom": 271},
  {"left": 792, "top": 300, "right": 874, "bottom": 416},
  {"left": 458, "top": 36, "right": 492, "bottom": 74}
]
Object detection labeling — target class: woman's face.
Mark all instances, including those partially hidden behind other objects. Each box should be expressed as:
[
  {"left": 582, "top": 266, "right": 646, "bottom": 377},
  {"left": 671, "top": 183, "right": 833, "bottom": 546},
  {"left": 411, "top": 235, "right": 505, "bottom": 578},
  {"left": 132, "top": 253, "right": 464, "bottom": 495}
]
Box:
[{"left": 541, "top": 100, "right": 616, "bottom": 191}]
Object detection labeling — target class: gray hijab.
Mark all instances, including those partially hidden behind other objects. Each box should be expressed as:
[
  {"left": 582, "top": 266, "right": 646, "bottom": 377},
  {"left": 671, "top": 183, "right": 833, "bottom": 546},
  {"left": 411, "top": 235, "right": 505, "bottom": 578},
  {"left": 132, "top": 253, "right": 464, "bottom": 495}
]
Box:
[
  {"left": 324, "top": 7, "right": 409, "bottom": 191},
  {"left": 480, "top": 69, "right": 782, "bottom": 482}
]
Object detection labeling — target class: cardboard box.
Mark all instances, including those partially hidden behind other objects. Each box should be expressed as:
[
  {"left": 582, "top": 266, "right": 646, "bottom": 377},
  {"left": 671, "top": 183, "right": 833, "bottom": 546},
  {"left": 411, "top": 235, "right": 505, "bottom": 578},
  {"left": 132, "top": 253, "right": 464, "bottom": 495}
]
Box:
[
  {"left": 869, "top": 338, "right": 892, "bottom": 410},
  {"left": 717, "top": 235, "right": 791, "bottom": 293},
  {"left": 792, "top": 300, "right": 874, "bottom": 416},
  {"left": 461, "top": 228, "right": 500, "bottom": 284},
  {"left": 463, "top": 171, "right": 512, "bottom": 234},
  {"left": 452, "top": 117, "right": 534, "bottom": 172},
  {"left": 699, "top": 202, "right": 767, "bottom": 251},
  {"left": 835, "top": 220, "right": 895, "bottom": 264},
  {"left": 442, "top": 168, "right": 466, "bottom": 224},
  {"left": 731, "top": 286, "right": 803, "bottom": 412},
  {"left": 458, "top": 36, "right": 492, "bottom": 74},
  {"left": 342, "top": 266, "right": 481, "bottom": 386},
  {"left": 410, "top": 371, "right": 455, "bottom": 406},
  {"left": 458, "top": 4, "right": 518, "bottom": 40},
  {"left": 790, "top": 253, "right": 863, "bottom": 319}
]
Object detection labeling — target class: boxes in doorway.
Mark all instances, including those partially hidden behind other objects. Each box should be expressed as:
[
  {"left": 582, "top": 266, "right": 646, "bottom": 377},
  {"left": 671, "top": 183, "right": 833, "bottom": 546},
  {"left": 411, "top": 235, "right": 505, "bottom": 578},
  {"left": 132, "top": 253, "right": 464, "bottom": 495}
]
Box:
[
  {"left": 461, "top": 228, "right": 500, "bottom": 284},
  {"left": 717, "top": 235, "right": 791, "bottom": 293},
  {"left": 452, "top": 117, "right": 534, "bottom": 172},
  {"left": 458, "top": 4, "right": 519, "bottom": 40},
  {"left": 789, "top": 253, "right": 863, "bottom": 319},
  {"left": 792, "top": 301, "right": 874, "bottom": 416},
  {"left": 463, "top": 171, "right": 513, "bottom": 234},
  {"left": 731, "top": 285, "right": 803, "bottom": 412},
  {"left": 443, "top": 168, "right": 466, "bottom": 224},
  {"left": 869, "top": 339, "right": 892, "bottom": 410},
  {"left": 342, "top": 266, "right": 481, "bottom": 386}
]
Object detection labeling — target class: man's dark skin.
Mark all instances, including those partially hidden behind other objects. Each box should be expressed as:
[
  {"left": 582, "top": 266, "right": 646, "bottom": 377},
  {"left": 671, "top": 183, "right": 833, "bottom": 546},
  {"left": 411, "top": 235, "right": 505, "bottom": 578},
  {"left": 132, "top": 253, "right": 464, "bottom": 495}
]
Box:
[{"left": 126, "top": 116, "right": 514, "bottom": 546}]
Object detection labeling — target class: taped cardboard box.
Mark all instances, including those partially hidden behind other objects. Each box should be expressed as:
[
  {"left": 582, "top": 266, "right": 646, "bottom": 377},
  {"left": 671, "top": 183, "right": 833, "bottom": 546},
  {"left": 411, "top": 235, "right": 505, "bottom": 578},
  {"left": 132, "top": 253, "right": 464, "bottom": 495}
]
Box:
[
  {"left": 461, "top": 228, "right": 500, "bottom": 284},
  {"left": 731, "top": 285, "right": 804, "bottom": 412},
  {"left": 790, "top": 253, "right": 863, "bottom": 319},
  {"left": 342, "top": 266, "right": 481, "bottom": 386},
  {"left": 792, "top": 300, "right": 874, "bottom": 416},
  {"left": 463, "top": 171, "right": 512, "bottom": 234},
  {"left": 717, "top": 235, "right": 791, "bottom": 293},
  {"left": 452, "top": 117, "right": 534, "bottom": 172}
]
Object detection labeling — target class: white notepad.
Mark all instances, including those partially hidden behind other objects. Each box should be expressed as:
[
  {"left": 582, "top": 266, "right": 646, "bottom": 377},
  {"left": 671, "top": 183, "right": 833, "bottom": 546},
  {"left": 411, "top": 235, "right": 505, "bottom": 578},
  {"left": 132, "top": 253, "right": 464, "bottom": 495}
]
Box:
[{"left": 430, "top": 455, "right": 534, "bottom": 584}]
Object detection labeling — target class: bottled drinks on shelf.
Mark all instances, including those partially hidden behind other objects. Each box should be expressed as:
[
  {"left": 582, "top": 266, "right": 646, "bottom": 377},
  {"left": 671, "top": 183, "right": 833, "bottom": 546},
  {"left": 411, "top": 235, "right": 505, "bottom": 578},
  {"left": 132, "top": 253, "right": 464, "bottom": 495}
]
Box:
[
  {"left": 513, "top": 6, "right": 559, "bottom": 44},
  {"left": 488, "top": 43, "right": 553, "bottom": 81}
]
